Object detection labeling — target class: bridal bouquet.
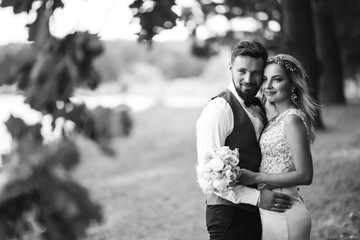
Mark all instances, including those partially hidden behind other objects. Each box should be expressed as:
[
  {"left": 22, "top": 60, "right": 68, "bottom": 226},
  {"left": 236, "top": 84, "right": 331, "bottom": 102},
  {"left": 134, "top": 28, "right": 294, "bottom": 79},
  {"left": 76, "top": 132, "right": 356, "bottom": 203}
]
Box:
[{"left": 196, "top": 146, "right": 241, "bottom": 194}]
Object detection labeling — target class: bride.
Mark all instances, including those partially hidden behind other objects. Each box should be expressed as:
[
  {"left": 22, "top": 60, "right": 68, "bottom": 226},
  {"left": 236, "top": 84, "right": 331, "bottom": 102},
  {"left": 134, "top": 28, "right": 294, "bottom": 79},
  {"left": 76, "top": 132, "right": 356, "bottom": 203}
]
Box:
[{"left": 239, "top": 54, "right": 319, "bottom": 240}]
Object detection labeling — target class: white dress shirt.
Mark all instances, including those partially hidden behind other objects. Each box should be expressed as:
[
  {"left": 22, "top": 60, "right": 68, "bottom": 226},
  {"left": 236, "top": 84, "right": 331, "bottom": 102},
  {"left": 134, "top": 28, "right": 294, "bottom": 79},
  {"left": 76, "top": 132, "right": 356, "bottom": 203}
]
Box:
[{"left": 196, "top": 82, "right": 264, "bottom": 206}]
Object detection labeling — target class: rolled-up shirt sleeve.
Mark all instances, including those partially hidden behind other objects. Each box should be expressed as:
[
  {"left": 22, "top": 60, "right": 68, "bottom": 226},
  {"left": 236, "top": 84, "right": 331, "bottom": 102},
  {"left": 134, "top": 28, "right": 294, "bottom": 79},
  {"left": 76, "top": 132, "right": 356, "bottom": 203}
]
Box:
[
  {"left": 196, "top": 97, "right": 260, "bottom": 206},
  {"left": 215, "top": 185, "right": 260, "bottom": 205}
]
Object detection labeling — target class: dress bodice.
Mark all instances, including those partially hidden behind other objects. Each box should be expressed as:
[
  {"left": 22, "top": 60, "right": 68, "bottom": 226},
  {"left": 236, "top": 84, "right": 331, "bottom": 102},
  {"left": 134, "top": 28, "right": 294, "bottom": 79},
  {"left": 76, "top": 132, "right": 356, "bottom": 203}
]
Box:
[
  {"left": 258, "top": 110, "right": 312, "bottom": 240},
  {"left": 259, "top": 109, "right": 309, "bottom": 175}
]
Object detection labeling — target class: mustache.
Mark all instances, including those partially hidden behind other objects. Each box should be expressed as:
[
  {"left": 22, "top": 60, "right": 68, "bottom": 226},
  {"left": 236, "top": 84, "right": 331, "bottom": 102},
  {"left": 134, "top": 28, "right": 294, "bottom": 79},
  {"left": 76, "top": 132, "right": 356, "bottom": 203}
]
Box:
[
  {"left": 241, "top": 83, "right": 257, "bottom": 88},
  {"left": 240, "top": 82, "right": 257, "bottom": 87}
]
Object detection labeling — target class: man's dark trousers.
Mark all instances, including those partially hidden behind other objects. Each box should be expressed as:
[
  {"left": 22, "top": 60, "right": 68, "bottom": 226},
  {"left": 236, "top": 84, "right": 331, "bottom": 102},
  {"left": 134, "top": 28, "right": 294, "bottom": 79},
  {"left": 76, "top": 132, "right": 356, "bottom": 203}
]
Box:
[{"left": 206, "top": 204, "right": 262, "bottom": 240}]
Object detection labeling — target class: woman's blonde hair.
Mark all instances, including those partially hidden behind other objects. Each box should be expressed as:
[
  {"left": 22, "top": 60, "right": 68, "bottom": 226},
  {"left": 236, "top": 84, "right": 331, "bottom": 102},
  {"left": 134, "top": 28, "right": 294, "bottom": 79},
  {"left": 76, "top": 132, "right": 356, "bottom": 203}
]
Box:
[{"left": 265, "top": 54, "right": 319, "bottom": 142}]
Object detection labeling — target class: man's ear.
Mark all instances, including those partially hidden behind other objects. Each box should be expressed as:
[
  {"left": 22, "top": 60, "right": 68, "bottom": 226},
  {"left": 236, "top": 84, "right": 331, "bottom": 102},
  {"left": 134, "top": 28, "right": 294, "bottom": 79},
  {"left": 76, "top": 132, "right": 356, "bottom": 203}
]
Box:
[{"left": 228, "top": 62, "right": 232, "bottom": 70}]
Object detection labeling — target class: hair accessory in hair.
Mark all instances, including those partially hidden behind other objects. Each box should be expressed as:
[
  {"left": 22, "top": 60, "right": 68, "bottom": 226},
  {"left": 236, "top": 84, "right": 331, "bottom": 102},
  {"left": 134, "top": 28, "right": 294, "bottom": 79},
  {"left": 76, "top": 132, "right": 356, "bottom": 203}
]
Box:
[{"left": 267, "top": 56, "right": 300, "bottom": 73}]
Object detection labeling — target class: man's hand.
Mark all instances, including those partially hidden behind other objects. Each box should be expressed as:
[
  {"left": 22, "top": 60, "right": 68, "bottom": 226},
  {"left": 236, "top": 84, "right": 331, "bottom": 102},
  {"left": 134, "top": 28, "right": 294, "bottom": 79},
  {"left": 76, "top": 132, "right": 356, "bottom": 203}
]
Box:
[
  {"left": 237, "top": 168, "right": 258, "bottom": 185},
  {"left": 258, "top": 188, "right": 292, "bottom": 212}
]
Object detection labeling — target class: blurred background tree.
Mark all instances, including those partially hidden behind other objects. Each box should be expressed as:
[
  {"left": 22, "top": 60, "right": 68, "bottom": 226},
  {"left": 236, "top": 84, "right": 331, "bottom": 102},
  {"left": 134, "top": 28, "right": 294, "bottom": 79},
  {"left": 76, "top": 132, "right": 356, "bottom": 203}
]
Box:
[
  {"left": 128, "top": 0, "right": 360, "bottom": 128},
  {"left": 312, "top": 0, "right": 345, "bottom": 105}
]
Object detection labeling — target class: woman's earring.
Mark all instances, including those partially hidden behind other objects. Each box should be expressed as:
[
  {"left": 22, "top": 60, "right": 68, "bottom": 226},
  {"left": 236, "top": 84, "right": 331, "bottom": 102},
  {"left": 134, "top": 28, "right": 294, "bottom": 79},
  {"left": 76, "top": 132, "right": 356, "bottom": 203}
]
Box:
[{"left": 291, "top": 88, "right": 298, "bottom": 103}]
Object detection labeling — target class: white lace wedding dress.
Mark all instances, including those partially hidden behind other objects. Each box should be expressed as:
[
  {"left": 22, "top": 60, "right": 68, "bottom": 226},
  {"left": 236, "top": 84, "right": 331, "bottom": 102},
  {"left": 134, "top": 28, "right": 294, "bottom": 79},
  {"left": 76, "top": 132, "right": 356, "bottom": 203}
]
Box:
[{"left": 259, "top": 109, "right": 311, "bottom": 240}]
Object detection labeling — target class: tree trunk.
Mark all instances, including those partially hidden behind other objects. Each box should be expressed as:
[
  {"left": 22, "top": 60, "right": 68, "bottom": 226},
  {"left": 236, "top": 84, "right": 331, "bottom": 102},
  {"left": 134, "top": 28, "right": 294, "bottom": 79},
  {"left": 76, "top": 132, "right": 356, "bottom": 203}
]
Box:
[
  {"left": 280, "top": 0, "right": 324, "bottom": 129},
  {"left": 312, "top": 0, "right": 346, "bottom": 105}
]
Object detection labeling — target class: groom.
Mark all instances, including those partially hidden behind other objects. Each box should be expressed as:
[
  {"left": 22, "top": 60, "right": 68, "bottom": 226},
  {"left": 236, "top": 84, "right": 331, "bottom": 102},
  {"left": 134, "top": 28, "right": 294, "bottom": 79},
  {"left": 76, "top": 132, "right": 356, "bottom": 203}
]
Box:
[{"left": 196, "top": 40, "right": 292, "bottom": 240}]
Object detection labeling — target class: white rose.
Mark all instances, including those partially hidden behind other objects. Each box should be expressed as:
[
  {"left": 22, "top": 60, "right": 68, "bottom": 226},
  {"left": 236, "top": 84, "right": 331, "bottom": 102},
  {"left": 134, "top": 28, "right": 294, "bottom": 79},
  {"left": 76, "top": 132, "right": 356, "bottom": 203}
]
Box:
[
  {"left": 213, "top": 179, "right": 228, "bottom": 192},
  {"left": 227, "top": 155, "right": 239, "bottom": 166},
  {"left": 210, "top": 171, "right": 221, "bottom": 180},
  {"left": 215, "top": 146, "right": 231, "bottom": 158},
  {"left": 225, "top": 169, "right": 232, "bottom": 177},
  {"left": 224, "top": 169, "right": 236, "bottom": 181},
  {"left": 223, "top": 163, "right": 232, "bottom": 171},
  {"left": 209, "top": 157, "right": 225, "bottom": 171}
]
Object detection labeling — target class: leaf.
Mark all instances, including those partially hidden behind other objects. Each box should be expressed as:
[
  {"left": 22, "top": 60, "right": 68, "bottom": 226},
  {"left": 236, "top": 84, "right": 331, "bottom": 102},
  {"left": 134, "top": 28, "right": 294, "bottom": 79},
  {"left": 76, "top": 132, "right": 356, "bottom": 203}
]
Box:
[
  {"left": 45, "top": 103, "right": 132, "bottom": 155},
  {"left": 130, "top": 0, "right": 179, "bottom": 42},
  {"left": 129, "top": 0, "right": 143, "bottom": 9},
  {"left": 4, "top": 115, "right": 28, "bottom": 140},
  {"left": 0, "top": 44, "right": 36, "bottom": 88},
  {"left": 45, "top": 140, "right": 80, "bottom": 171},
  {"left": 60, "top": 32, "right": 104, "bottom": 87},
  {"left": 50, "top": 103, "right": 96, "bottom": 138},
  {"left": 0, "top": 134, "right": 101, "bottom": 239},
  {"left": 35, "top": 174, "right": 102, "bottom": 240},
  {"left": 0, "top": 170, "right": 38, "bottom": 207},
  {"left": 84, "top": 68, "right": 101, "bottom": 89},
  {"left": 52, "top": 0, "right": 65, "bottom": 11},
  {"left": 25, "top": 44, "right": 77, "bottom": 113},
  {"left": 14, "top": 60, "right": 35, "bottom": 90},
  {"left": 0, "top": 192, "right": 37, "bottom": 238},
  {"left": 0, "top": 0, "right": 35, "bottom": 14}
]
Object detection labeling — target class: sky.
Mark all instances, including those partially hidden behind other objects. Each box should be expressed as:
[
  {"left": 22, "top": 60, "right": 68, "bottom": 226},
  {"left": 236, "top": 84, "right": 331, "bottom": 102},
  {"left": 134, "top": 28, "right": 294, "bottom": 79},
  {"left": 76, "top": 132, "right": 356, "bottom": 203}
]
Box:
[{"left": 0, "top": 0, "right": 192, "bottom": 45}]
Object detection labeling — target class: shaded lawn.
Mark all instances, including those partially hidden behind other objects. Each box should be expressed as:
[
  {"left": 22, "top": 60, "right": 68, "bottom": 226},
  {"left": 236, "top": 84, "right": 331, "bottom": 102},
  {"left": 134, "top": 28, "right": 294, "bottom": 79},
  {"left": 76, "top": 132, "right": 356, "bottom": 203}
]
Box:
[{"left": 75, "top": 100, "right": 360, "bottom": 240}]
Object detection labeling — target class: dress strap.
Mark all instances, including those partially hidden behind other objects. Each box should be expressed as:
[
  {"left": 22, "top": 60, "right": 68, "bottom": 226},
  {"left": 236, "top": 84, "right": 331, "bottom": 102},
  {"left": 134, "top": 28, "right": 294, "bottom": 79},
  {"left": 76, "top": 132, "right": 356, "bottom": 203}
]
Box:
[{"left": 283, "top": 109, "right": 310, "bottom": 140}]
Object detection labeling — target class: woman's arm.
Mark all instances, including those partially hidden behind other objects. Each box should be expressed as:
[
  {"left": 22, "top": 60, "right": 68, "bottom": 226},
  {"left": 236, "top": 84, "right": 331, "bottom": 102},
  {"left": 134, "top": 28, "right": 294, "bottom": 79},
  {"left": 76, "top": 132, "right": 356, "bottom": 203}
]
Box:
[{"left": 239, "top": 114, "right": 313, "bottom": 187}]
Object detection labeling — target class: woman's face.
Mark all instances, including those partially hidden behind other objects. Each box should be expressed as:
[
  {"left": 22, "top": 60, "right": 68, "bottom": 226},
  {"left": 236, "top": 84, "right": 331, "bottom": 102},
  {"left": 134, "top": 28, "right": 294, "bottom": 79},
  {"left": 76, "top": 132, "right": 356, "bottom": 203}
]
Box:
[{"left": 262, "top": 63, "right": 293, "bottom": 104}]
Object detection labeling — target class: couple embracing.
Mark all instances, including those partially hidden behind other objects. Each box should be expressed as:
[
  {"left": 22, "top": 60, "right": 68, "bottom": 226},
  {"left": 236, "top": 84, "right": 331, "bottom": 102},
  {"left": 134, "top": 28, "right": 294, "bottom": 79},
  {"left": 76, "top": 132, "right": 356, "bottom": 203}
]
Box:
[{"left": 196, "top": 40, "right": 318, "bottom": 240}]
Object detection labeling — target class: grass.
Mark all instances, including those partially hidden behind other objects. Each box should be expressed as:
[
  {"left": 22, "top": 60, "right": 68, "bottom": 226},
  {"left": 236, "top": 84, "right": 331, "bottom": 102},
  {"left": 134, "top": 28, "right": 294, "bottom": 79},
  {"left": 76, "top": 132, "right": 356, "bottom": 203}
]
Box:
[{"left": 73, "top": 99, "right": 360, "bottom": 240}]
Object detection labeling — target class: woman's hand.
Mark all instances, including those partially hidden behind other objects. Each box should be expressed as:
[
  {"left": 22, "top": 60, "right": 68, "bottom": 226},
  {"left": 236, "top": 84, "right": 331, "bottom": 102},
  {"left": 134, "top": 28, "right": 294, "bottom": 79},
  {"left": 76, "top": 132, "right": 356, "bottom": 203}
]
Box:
[{"left": 237, "top": 168, "right": 259, "bottom": 185}]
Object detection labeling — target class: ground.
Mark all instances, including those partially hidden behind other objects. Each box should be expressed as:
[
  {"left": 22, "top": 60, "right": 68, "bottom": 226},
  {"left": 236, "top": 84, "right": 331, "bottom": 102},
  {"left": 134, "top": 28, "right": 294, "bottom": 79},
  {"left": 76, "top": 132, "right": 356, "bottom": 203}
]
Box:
[{"left": 73, "top": 98, "right": 360, "bottom": 240}]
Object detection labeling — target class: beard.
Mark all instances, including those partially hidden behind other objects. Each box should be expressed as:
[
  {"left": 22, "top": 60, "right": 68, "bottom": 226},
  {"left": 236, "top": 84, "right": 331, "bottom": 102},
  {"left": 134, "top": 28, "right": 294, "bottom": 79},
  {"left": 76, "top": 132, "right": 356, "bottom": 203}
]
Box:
[{"left": 233, "top": 79, "right": 260, "bottom": 102}]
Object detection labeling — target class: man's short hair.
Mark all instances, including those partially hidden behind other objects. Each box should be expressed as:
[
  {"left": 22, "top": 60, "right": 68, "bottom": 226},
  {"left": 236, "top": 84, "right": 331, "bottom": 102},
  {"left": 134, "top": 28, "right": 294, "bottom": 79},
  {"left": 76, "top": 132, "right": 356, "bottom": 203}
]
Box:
[{"left": 231, "top": 40, "right": 268, "bottom": 65}]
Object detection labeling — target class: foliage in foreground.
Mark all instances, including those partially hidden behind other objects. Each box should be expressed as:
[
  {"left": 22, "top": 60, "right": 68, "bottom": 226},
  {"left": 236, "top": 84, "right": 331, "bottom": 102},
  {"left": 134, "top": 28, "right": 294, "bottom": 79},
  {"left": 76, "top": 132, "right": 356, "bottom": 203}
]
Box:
[{"left": 0, "top": 1, "right": 133, "bottom": 239}]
